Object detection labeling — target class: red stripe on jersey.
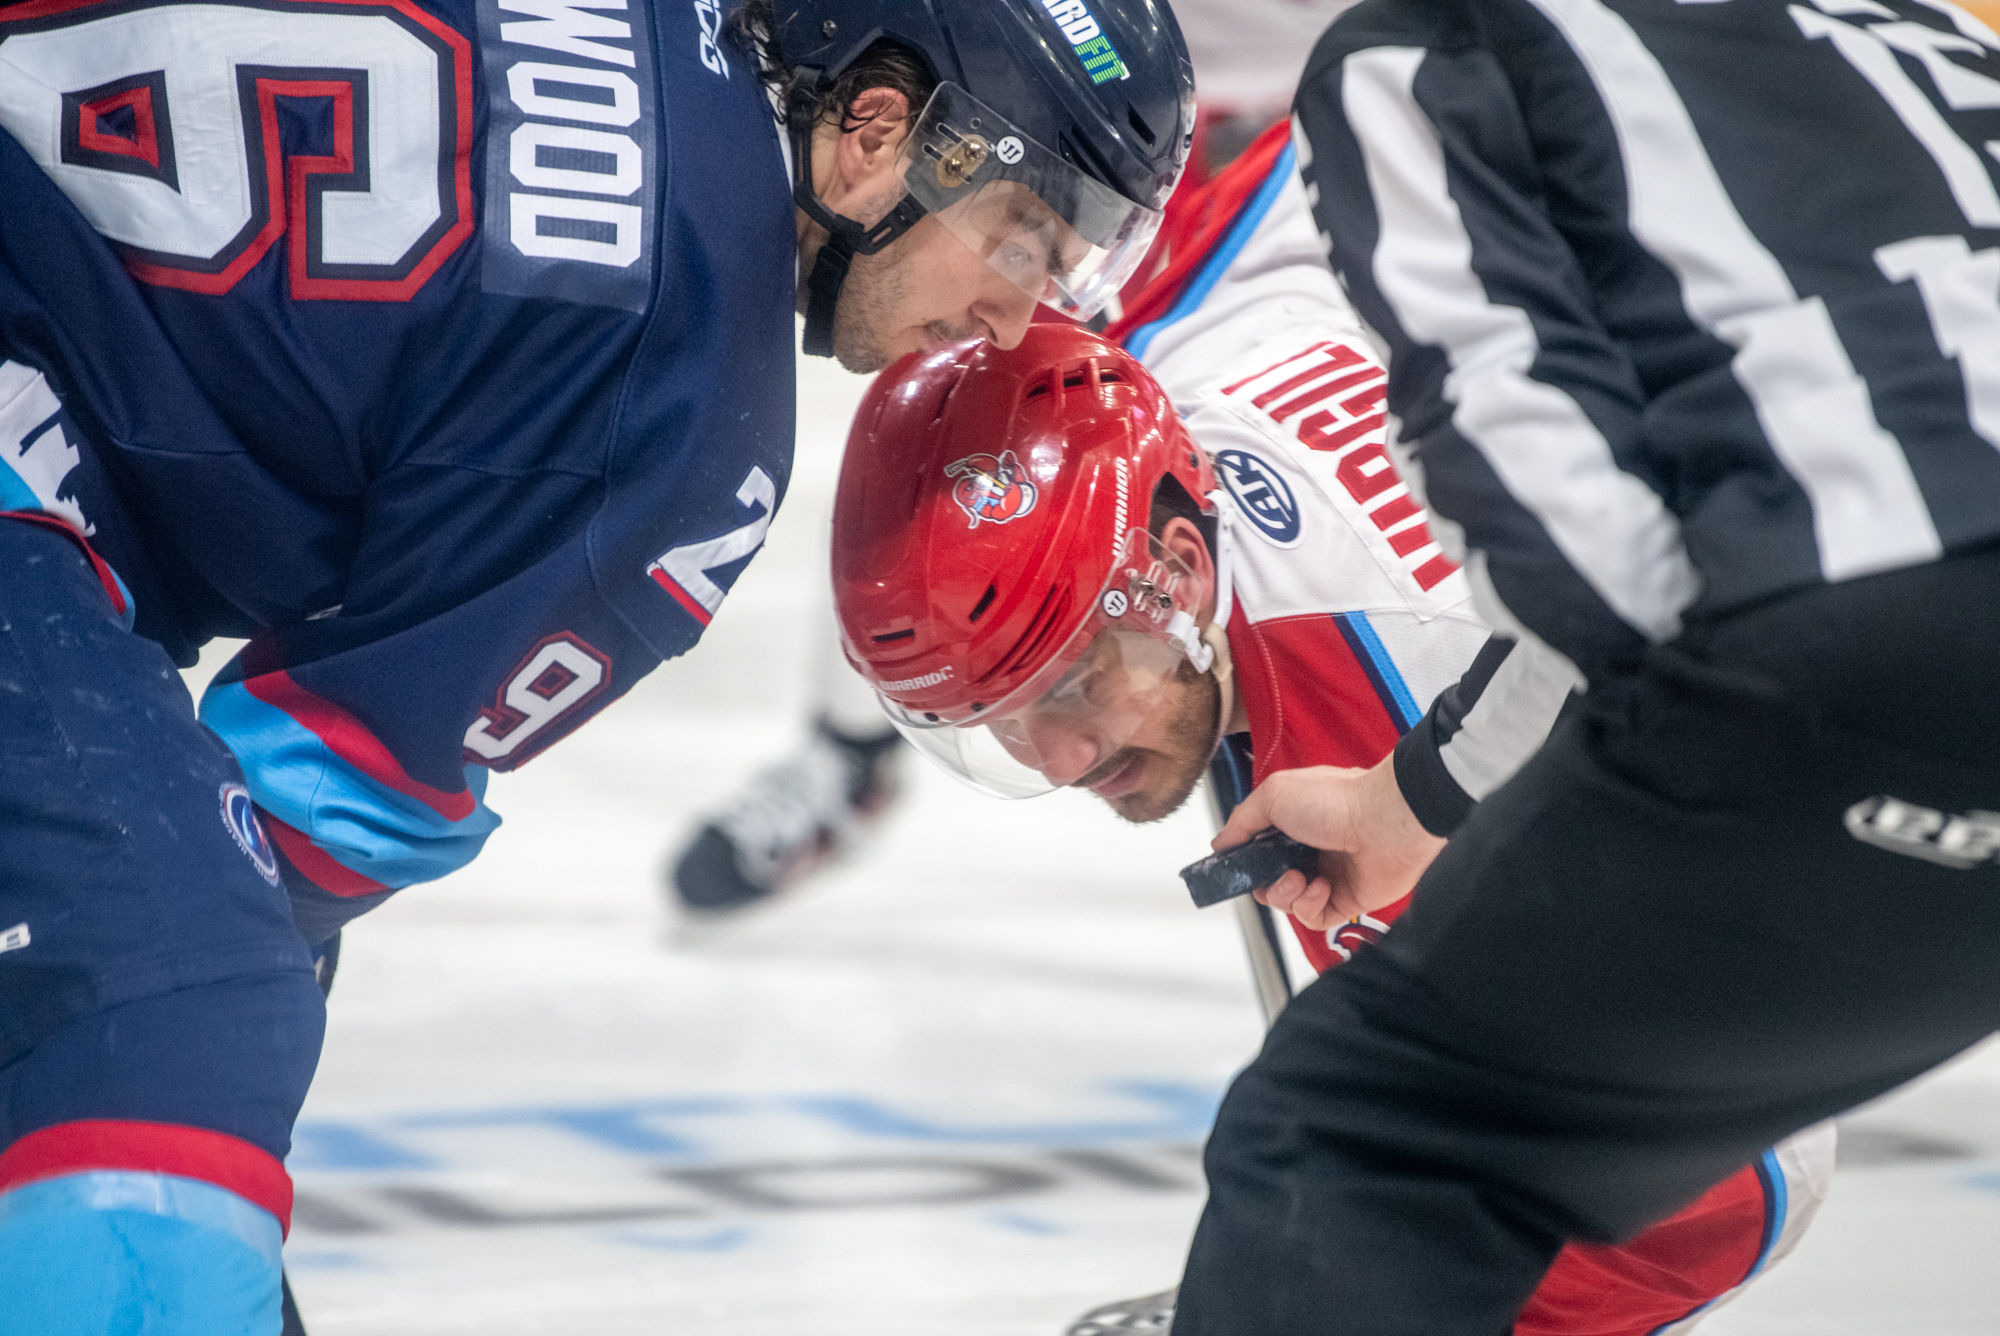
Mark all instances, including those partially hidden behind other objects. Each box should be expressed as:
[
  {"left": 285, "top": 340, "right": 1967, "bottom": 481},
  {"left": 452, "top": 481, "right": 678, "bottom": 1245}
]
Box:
[
  {"left": 0, "top": 1119, "right": 294, "bottom": 1236},
  {"left": 1368, "top": 494, "right": 1422, "bottom": 530},
  {"left": 1340, "top": 382, "right": 1387, "bottom": 416},
  {"left": 1218, "top": 341, "right": 1336, "bottom": 399},
  {"left": 1387, "top": 523, "right": 1435, "bottom": 557},
  {"left": 0, "top": 511, "right": 129, "bottom": 619},
  {"left": 1414, "top": 553, "right": 1460, "bottom": 590},
  {"left": 1108, "top": 120, "right": 1300, "bottom": 347},
  {"left": 1299, "top": 411, "right": 1385, "bottom": 454},
  {"left": 263, "top": 811, "right": 390, "bottom": 897},
  {"left": 241, "top": 666, "right": 477, "bottom": 820},
  {"left": 1264, "top": 365, "right": 1379, "bottom": 421},
  {"left": 1249, "top": 346, "right": 1369, "bottom": 411},
  {"left": 648, "top": 566, "right": 715, "bottom": 626}
]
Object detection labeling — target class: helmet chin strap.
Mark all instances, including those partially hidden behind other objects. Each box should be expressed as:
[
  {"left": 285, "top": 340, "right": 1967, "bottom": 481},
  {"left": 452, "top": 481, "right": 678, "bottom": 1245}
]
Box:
[{"left": 790, "top": 110, "right": 929, "bottom": 359}]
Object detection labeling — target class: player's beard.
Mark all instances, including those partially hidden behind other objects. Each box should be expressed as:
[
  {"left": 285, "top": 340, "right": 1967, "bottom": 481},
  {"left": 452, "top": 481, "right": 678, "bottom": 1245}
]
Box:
[
  {"left": 1079, "top": 660, "right": 1223, "bottom": 825},
  {"left": 827, "top": 250, "right": 909, "bottom": 374}
]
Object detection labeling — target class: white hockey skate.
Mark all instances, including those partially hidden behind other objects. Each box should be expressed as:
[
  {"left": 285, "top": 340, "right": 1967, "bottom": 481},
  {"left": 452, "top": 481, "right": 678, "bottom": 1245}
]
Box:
[
  {"left": 669, "top": 717, "right": 902, "bottom": 919},
  {"left": 1064, "top": 1287, "right": 1176, "bottom": 1335}
]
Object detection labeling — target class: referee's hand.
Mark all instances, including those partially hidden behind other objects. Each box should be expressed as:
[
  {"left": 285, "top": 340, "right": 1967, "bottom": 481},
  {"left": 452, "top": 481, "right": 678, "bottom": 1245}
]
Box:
[{"left": 1213, "top": 755, "right": 1446, "bottom": 929}]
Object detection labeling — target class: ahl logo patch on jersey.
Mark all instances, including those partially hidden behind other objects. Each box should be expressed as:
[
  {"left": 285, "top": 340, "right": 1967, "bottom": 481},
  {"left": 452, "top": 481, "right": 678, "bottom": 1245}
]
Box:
[
  {"left": 1216, "top": 449, "right": 1301, "bottom": 547},
  {"left": 219, "top": 783, "right": 283, "bottom": 887},
  {"left": 476, "top": 0, "right": 659, "bottom": 312},
  {"left": 945, "top": 451, "right": 1038, "bottom": 529}
]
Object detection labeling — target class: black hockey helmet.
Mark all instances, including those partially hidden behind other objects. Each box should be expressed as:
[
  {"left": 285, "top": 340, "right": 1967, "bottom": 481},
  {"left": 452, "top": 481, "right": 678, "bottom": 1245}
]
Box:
[{"left": 771, "top": 0, "right": 1196, "bottom": 353}]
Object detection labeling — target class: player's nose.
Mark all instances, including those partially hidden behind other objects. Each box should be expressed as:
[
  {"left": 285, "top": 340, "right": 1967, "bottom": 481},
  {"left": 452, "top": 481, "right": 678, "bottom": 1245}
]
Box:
[
  {"left": 1020, "top": 712, "right": 1101, "bottom": 787},
  {"left": 973, "top": 275, "right": 1037, "bottom": 350}
]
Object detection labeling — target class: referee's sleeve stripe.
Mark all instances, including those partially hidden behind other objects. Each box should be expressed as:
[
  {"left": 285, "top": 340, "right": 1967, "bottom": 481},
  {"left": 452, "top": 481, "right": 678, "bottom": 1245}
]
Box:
[
  {"left": 1435, "top": 634, "right": 1582, "bottom": 803},
  {"left": 1526, "top": 0, "right": 1945, "bottom": 583},
  {"left": 1341, "top": 45, "right": 1701, "bottom": 644}
]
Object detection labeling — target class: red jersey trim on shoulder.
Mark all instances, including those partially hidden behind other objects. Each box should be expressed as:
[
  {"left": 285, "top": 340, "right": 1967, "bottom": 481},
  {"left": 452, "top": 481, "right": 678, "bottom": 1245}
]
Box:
[
  {"left": 0, "top": 510, "right": 129, "bottom": 618},
  {"left": 1106, "top": 120, "right": 1296, "bottom": 344},
  {"left": 0, "top": 1119, "right": 295, "bottom": 1236},
  {"left": 241, "top": 663, "right": 478, "bottom": 820}
]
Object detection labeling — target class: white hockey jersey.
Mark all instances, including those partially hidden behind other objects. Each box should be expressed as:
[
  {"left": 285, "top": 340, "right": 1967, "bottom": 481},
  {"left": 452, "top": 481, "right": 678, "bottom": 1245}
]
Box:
[{"left": 1111, "top": 124, "right": 1581, "bottom": 840}]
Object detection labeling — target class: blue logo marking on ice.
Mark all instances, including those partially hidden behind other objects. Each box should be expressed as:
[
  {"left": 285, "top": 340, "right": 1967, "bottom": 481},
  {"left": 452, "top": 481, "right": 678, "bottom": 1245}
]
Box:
[
  {"left": 1216, "top": 449, "right": 1301, "bottom": 546},
  {"left": 282, "top": 1083, "right": 1223, "bottom": 1246},
  {"left": 291, "top": 1081, "right": 1221, "bottom": 1169}
]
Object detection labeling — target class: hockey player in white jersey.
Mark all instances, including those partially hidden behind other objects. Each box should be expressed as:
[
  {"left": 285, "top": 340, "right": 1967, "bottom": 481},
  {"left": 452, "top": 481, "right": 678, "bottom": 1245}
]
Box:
[{"left": 824, "top": 312, "right": 1833, "bottom": 1334}]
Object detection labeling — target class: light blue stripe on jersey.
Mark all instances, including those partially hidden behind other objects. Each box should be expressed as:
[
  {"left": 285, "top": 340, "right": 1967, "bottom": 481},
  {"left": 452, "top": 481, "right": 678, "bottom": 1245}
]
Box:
[
  {"left": 0, "top": 467, "right": 40, "bottom": 515},
  {"left": 1125, "top": 143, "right": 1298, "bottom": 362},
  {"left": 1340, "top": 610, "right": 1423, "bottom": 730},
  {"left": 0, "top": 1171, "right": 283, "bottom": 1336},
  {"left": 1751, "top": 1146, "right": 1787, "bottom": 1276},
  {"left": 201, "top": 680, "right": 500, "bottom": 889}
]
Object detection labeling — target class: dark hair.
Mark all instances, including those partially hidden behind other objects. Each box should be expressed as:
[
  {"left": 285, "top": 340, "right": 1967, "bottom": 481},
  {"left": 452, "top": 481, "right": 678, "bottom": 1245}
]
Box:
[
  {"left": 1149, "top": 472, "right": 1218, "bottom": 554},
  {"left": 727, "top": 0, "right": 938, "bottom": 135}
]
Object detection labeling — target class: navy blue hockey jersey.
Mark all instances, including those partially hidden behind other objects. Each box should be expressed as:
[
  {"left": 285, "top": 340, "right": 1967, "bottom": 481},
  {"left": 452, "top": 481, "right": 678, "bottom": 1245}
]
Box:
[{"left": 0, "top": 0, "right": 795, "bottom": 938}]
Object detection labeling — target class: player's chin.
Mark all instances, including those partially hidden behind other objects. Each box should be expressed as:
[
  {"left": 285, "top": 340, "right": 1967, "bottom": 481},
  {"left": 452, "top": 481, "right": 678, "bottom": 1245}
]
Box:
[{"left": 1102, "top": 758, "right": 1208, "bottom": 825}]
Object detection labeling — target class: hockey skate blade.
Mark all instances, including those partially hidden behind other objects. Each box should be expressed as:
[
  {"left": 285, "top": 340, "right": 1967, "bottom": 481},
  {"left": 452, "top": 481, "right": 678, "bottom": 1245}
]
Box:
[{"left": 1064, "top": 1286, "right": 1175, "bottom": 1335}]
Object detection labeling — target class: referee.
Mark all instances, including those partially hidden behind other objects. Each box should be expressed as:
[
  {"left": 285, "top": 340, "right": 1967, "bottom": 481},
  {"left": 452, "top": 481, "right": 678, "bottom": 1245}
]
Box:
[{"left": 1176, "top": 1, "right": 2000, "bottom": 1330}]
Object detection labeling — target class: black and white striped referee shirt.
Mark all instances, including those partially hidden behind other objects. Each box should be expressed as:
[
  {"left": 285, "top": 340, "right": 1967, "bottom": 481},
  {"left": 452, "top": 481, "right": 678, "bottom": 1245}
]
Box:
[{"left": 1293, "top": 0, "right": 2000, "bottom": 681}]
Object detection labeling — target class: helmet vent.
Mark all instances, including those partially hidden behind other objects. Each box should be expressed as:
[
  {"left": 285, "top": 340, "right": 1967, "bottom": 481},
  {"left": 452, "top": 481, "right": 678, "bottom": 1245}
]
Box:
[
  {"left": 984, "top": 584, "right": 1072, "bottom": 683},
  {"left": 872, "top": 628, "right": 916, "bottom": 643},
  {"left": 1126, "top": 106, "right": 1156, "bottom": 146},
  {"left": 1023, "top": 367, "right": 1126, "bottom": 404},
  {"left": 968, "top": 584, "right": 998, "bottom": 623}
]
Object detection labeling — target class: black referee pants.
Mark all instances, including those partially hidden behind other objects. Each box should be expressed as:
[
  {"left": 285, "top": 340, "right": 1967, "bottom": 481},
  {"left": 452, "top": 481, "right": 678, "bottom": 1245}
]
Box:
[{"left": 1176, "top": 545, "right": 2000, "bottom": 1334}]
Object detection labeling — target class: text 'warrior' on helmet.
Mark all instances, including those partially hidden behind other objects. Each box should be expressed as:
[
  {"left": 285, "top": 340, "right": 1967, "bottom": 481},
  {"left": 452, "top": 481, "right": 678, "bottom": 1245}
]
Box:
[{"left": 831, "top": 325, "right": 1217, "bottom": 795}]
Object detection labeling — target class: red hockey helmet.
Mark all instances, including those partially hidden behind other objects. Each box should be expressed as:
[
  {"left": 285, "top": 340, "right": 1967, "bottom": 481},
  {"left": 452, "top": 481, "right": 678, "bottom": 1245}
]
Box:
[{"left": 832, "top": 323, "right": 1219, "bottom": 798}]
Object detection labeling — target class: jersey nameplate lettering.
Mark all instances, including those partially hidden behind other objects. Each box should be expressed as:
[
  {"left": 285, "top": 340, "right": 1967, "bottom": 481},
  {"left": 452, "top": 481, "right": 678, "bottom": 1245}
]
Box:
[
  {"left": 1220, "top": 341, "right": 1458, "bottom": 593},
  {"left": 476, "top": 0, "right": 656, "bottom": 311}
]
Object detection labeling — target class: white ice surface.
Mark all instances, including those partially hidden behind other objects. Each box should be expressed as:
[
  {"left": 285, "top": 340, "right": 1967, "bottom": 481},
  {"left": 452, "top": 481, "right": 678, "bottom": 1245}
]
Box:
[{"left": 216, "top": 355, "right": 2000, "bottom": 1335}]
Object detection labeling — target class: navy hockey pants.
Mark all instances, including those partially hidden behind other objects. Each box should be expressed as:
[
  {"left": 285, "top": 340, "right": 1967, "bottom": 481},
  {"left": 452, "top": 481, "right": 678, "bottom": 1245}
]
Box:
[
  {"left": 0, "top": 517, "right": 323, "bottom": 1334},
  {"left": 1175, "top": 543, "right": 2000, "bottom": 1334}
]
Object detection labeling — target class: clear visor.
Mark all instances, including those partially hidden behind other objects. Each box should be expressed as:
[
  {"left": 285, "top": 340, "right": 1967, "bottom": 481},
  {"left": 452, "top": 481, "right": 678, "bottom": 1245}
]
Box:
[
  {"left": 897, "top": 84, "right": 1164, "bottom": 321},
  {"left": 880, "top": 530, "right": 1210, "bottom": 799}
]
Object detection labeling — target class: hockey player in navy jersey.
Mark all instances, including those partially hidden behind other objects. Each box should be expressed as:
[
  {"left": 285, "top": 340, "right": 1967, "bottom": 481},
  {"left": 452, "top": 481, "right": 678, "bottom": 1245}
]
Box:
[
  {"left": 0, "top": 0, "right": 1196, "bottom": 1328},
  {"left": 828, "top": 320, "right": 1833, "bottom": 1336}
]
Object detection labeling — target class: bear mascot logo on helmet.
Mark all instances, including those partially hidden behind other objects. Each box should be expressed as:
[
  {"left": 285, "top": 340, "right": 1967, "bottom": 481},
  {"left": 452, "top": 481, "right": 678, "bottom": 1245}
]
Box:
[{"left": 944, "top": 450, "right": 1039, "bottom": 529}]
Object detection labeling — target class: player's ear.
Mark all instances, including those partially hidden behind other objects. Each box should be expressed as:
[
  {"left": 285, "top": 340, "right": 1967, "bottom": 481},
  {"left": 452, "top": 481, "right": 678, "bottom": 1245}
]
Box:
[
  {"left": 1158, "top": 517, "right": 1217, "bottom": 626},
  {"left": 830, "top": 86, "right": 913, "bottom": 194}
]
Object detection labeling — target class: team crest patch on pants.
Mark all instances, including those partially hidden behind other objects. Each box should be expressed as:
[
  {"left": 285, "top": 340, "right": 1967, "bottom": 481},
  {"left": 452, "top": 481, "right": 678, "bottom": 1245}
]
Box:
[
  {"left": 220, "top": 783, "right": 283, "bottom": 886},
  {"left": 1844, "top": 796, "right": 2000, "bottom": 870}
]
